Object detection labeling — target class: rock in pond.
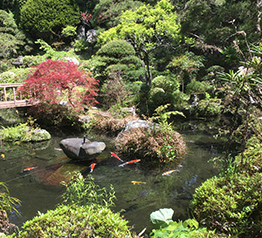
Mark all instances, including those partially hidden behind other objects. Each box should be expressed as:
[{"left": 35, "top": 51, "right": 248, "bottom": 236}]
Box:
[{"left": 59, "top": 138, "right": 106, "bottom": 161}]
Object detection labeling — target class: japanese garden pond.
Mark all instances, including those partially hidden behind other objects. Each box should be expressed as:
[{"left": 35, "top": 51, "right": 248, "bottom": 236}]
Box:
[{"left": 0, "top": 119, "right": 225, "bottom": 235}]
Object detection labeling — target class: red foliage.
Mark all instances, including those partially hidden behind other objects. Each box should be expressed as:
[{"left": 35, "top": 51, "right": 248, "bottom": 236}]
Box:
[
  {"left": 81, "top": 11, "right": 92, "bottom": 24},
  {"left": 18, "top": 59, "right": 99, "bottom": 110}
]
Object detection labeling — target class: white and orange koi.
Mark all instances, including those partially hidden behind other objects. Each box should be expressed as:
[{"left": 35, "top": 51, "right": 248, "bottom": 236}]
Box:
[
  {"left": 90, "top": 162, "right": 96, "bottom": 173},
  {"left": 23, "top": 166, "right": 38, "bottom": 172},
  {"left": 118, "top": 159, "right": 141, "bottom": 167},
  {"left": 162, "top": 169, "right": 180, "bottom": 176}
]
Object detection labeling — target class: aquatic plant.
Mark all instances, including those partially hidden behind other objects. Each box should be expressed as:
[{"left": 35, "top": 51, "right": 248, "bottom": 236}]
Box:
[
  {"left": 150, "top": 208, "right": 216, "bottom": 237},
  {"left": 0, "top": 182, "right": 21, "bottom": 215},
  {"left": 60, "top": 172, "right": 116, "bottom": 208}
]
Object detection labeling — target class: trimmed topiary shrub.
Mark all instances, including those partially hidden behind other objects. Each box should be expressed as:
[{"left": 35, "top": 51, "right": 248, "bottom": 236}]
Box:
[
  {"left": 20, "top": 0, "right": 80, "bottom": 40},
  {"left": 96, "top": 40, "right": 145, "bottom": 82},
  {"left": 186, "top": 80, "right": 209, "bottom": 94},
  {"left": 193, "top": 98, "right": 221, "bottom": 117},
  {"left": 19, "top": 173, "right": 133, "bottom": 238},
  {"left": 152, "top": 75, "right": 180, "bottom": 93},
  {"left": 148, "top": 88, "right": 175, "bottom": 114},
  {"left": 19, "top": 205, "right": 132, "bottom": 237}
]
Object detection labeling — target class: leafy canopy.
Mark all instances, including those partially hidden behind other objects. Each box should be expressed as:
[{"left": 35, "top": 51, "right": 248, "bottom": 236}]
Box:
[
  {"left": 98, "top": 0, "right": 194, "bottom": 84},
  {"left": 98, "top": 0, "right": 194, "bottom": 52},
  {"left": 18, "top": 59, "right": 99, "bottom": 110}
]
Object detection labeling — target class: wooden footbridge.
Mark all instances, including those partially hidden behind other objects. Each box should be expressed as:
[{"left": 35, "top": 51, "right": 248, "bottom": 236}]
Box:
[{"left": 0, "top": 83, "right": 39, "bottom": 109}]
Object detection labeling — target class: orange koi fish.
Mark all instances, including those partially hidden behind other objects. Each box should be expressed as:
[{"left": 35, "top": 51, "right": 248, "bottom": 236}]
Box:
[
  {"left": 162, "top": 169, "right": 180, "bottom": 176},
  {"left": 131, "top": 181, "right": 146, "bottom": 185},
  {"left": 118, "top": 159, "right": 141, "bottom": 167},
  {"left": 23, "top": 166, "right": 38, "bottom": 172},
  {"left": 110, "top": 152, "right": 124, "bottom": 162},
  {"left": 90, "top": 162, "right": 96, "bottom": 173},
  {"left": 1, "top": 154, "right": 5, "bottom": 160}
]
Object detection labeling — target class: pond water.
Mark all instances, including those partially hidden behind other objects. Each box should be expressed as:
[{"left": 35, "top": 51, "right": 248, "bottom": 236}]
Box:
[{"left": 0, "top": 120, "right": 225, "bottom": 236}]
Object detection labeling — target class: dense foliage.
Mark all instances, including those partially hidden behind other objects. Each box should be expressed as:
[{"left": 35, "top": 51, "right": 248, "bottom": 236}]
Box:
[
  {"left": 191, "top": 137, "right": 262, "bottom": 237},
  {"left": 98, "top": 0, "right": 194, "bottom": 84},
  {"left": 0, "top": 10, "right": 30, "bottom": 58},
  {"left": 0, "top": 0, "right": 262, "bottom": 237},
  {"left": 20, "top": 0, "right": 80, "bottom": 41}
]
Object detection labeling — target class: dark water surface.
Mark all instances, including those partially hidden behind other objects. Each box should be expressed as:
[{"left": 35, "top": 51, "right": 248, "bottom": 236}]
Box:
[{"left": 0, "top": 121, "right": 224, "bottom": 235}]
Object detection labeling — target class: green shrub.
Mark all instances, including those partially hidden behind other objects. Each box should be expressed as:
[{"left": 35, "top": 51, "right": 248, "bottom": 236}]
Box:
[
  {"left": 0, "top": 68, "right": 32, "bottom": 84},
  {"left": 234, "top": 136, "right": 262, "bottom": 176},
  {"left": 19, "top": 204, "right": 132, "bottom": 238},
  {"left": 152, "top": 75, "right": 180, "bottom": 93},
  {"left": 0, "top": 119, "right": 51, "bottom": 142},
  {"left": 96, "top": 40, "right": 144, "bottom": 82},
  {"left": 97, "top": 39, "right": 136, "bottom": 57},
  {"left": 21, "top": 55, "right": 45, "bottom": 67},
  {"left": 149, "top": 88, "right": 175, "bottom": 113},
  {"left": 19, "top": 172, "right": 132, "bottom": 238},
  {"left": 191, "top": 172, "right": 262, "bottom": 237},
  {"left": 186, "top": 80, "right": 208, "bottom": 94},
  {"left": 0, "top": 10, "right": 29, "bottom": 58},
  {"left": 193, "top": 99, "right": 221, "bottom": 117},
  {"left": 20, "top": 0, "right": 80, "bottom": 39}
]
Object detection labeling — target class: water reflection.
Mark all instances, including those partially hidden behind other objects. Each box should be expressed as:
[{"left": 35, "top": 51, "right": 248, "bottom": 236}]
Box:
[{"left": 0, "top": 126, "right": 223, "bottom": 235}]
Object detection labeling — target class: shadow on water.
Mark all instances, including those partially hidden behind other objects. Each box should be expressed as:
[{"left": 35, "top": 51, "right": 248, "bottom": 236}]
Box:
[{"left": 0, "top": 121, "right": 225, "bottom": 235}]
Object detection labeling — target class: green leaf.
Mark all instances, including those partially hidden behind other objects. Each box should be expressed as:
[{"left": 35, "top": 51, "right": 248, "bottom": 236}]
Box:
[{"left": 150, "top": 208, "right": 174, "bottom": 228}]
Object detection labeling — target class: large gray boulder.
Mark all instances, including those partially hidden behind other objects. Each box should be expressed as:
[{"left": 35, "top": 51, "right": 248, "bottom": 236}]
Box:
[
  {"left": 123, "top": 120, "right": 159, "bottom": 132},
  {"left": 116, "top": 120, "right": 159, "bottom": 140},
  {"left": 59, "top": 138, "right": 106, "bottom": 161}
]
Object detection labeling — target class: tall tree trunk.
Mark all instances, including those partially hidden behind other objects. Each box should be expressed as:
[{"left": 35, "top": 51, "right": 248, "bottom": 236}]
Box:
[{"left": 144, "top": 51, "right": 152, "bottom": 86}]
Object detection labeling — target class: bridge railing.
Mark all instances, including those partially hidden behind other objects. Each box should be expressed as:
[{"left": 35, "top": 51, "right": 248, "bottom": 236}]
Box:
[{"left": 0, "top": 83, "right": 38, "bottom": 109}]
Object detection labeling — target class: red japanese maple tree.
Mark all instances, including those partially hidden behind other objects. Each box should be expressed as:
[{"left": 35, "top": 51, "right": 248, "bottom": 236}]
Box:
[{"left": 19, "top": 59, "right": 99, "bottom": 110}]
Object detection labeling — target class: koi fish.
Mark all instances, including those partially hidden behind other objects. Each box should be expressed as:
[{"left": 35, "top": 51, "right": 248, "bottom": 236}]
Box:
[
  {"left": 1, "top": 154, "right": 5, "bottom": 160},
  {"left": 131, "top": 181, "right": 146, "bottom": 185},
  {"left": 110, "top": 152, "right": 124, "bottom": 162},
  {"left": 90, "top": 162, "right": 96, "bottom": 173},
  {"left": 118, "top": 159, "right": 141, "bottom": 167},
  {"left": 162, "top": 169, "right": 180, "bottom": 176},
  {"left": 23, "top": 166, "right": 38, "bottom": 172}
]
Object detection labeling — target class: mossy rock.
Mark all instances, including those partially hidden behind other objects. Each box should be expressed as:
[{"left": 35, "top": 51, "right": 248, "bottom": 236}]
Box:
[{"left": 22, "top": 128, "right": 51, "bottom": 142}]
